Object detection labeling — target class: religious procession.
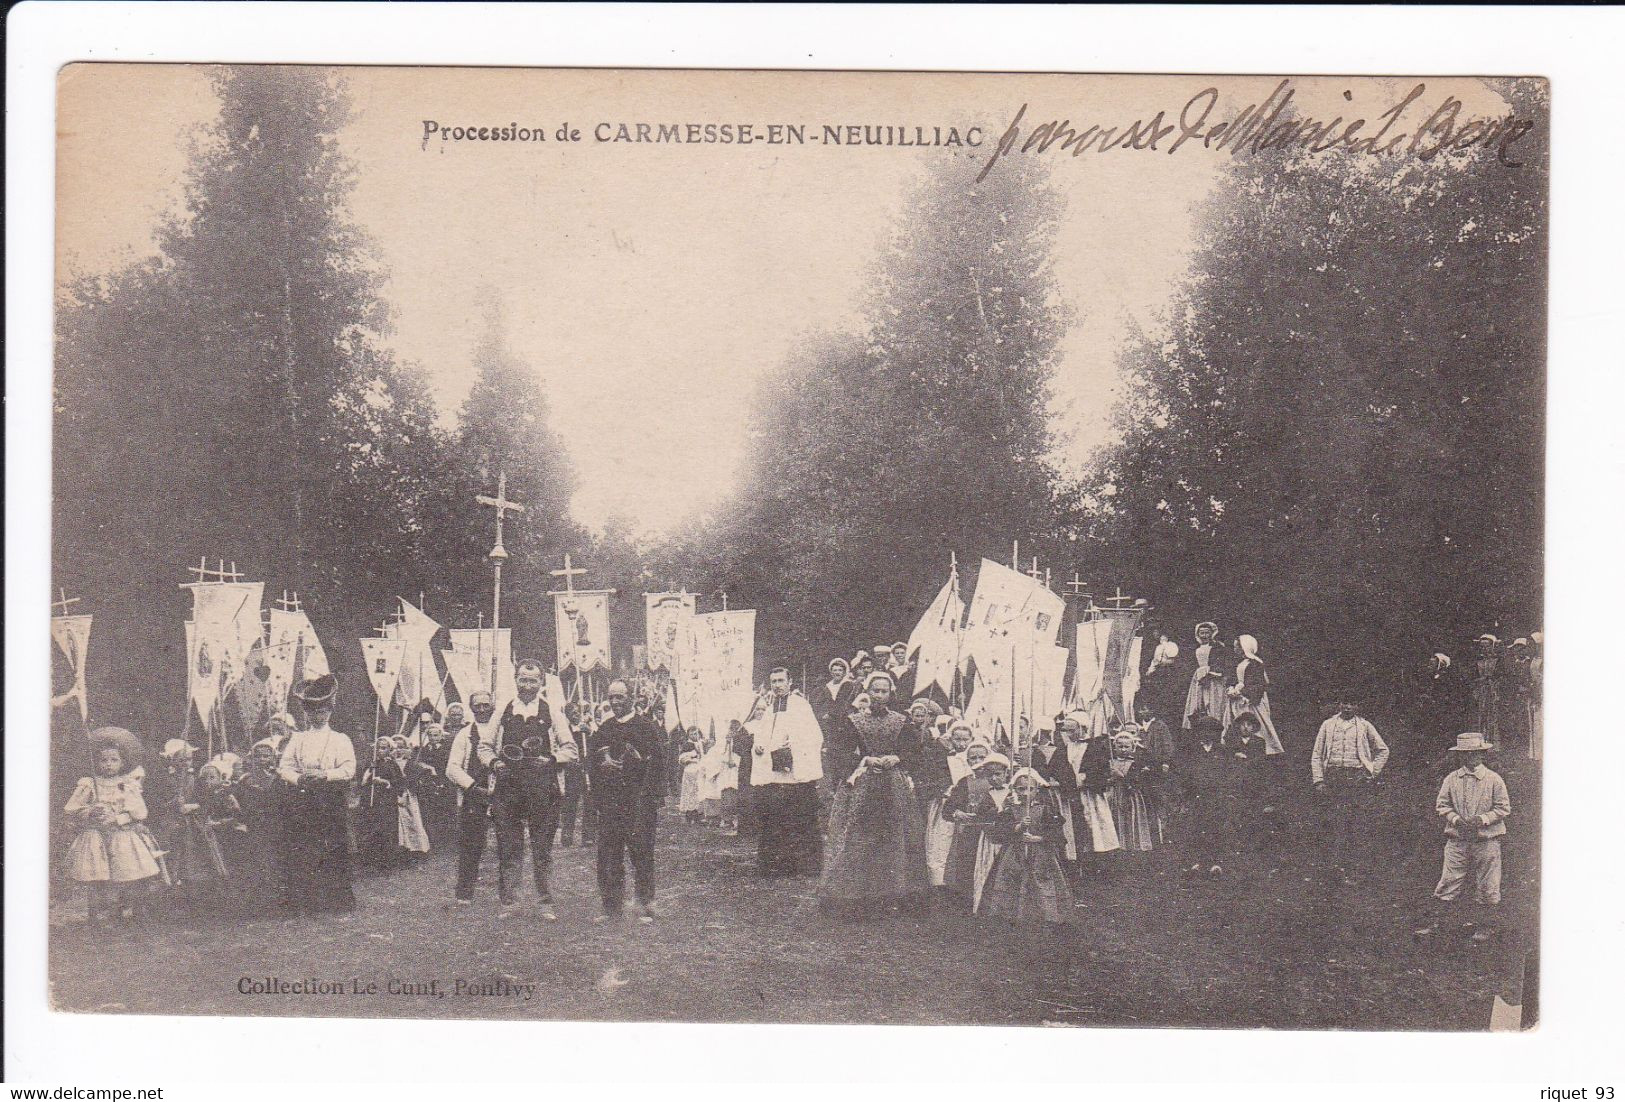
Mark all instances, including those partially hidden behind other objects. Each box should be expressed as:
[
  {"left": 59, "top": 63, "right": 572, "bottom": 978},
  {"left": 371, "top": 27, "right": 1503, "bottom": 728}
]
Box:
[
  {"left": 43, "top": 66, "right": 1548, "bottom": 1032},
  {"left": 49, "top": 537, "right": 1543, "bottom": 959}
]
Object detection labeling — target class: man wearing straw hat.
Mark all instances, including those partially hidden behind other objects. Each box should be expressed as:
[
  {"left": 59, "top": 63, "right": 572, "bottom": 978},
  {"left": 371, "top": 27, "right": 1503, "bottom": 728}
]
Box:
[{"left": 1421, "top": 732, "right": 1511, "bottom": 943}]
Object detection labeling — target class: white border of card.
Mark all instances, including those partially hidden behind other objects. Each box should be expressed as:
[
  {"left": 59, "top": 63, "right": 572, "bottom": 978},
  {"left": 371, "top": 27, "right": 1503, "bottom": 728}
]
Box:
[{"left": 9, "top": 2, "right": 1625, "bottom": 1094}]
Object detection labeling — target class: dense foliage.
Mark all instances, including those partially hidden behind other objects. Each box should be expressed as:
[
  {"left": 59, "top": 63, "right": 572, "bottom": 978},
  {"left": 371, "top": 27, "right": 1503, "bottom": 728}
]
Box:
[
  {"left": 53, "top": 71, "right": 1545, "bottom": 739},
  {"left": 1083, "top": 81, "right": 1547, "bottom": 710}
]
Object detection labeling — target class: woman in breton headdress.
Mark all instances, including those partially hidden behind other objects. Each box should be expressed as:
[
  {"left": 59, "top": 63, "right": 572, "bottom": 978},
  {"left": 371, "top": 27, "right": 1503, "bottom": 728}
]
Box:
[
  {"left": 1058, "top": 714, "right": 1121, "bottom": 868},
  {"left": 1182, "top": 622, "right": 1233, "bottom": 731},
  {"left": 1503, "top": 637, "right": 1535, "bottom": 753},
  {"left": 941, "top": 743, "right": 1000, "bottom": 903},
  {"left": 819, "top": 672, "right": 929, "bottom": 914},
  {"left": 1141, "top": 630, "right": 1182, "bottom": 729},
  {"left": 1225, "top": 634, "right": 1284, "bottom": 755},
  {"left": 925, "top": 721, "right": 977, "bottom": 888},
  {"left": 276, "top": 675, "right": 357, "bottom": 914},
  {"left": 392, "top": 736, "right": 432, "bottom": 859},
  {"left": 233, "top": 736, "right": 286, "bottom": 912},
  {"left": 678, "top": 726, "right": 708, "bottom": 821},
  {"left": 357, "top": 737, "right": 405, "bottom": 868},
  {"left": 1104, "top": 727, "right": 1151, "bottom": 851},
  {"left": 1470, "top": 634, "right": 1503, "bottom": 742},
  {"left": 980, "top": 766, "right": 1077, "bottom": 928}
]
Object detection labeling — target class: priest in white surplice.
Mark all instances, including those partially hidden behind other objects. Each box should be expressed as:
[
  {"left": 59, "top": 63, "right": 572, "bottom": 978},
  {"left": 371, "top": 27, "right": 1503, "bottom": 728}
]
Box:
[{"left": 748, "top": 667, "right": 825, "bottom": 877}]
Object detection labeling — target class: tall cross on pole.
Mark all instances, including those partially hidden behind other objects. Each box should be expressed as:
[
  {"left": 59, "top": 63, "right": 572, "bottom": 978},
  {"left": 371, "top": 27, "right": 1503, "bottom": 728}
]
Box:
[
  {"left": 1026, "top": 556, "right": 1044, "bottom": 582},
  {"left": 550, "top": 553, "right": 586, "bottom": 595},
  {"left": 549, "top": 553, "right": 596, "bottom": 704},
  {"left": 1066, "top": 573, "right": 1089, "bottom": 597},
  {"left": 52, "top": 589, "right": 81, "bottom": 616},
  {"left": 476, "top": 470, "right": 525, "bottom": 692}
]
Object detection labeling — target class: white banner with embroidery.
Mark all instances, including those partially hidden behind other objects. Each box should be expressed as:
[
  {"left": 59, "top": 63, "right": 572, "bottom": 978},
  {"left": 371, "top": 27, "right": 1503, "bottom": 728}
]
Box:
[
  {"left": 360, "top": 636, "right": 406, "bottom": 710},
  {"left": 554, "top": 591, "right": 611, "bottom": 672},
  {"left": 644, "top": 591, "right": 696, "bottom": 673}
]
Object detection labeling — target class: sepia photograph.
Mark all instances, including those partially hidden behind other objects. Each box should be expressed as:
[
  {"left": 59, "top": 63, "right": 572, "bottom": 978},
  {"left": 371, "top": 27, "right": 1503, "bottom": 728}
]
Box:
[{"left": 43, "top": 60, "right": 1549, "bottom": 1036}]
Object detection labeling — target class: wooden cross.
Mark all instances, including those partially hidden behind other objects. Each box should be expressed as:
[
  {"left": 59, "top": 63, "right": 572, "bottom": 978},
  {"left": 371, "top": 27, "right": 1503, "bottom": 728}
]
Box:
[
  {"left": 550, "top": 553, "right": 587, "bottom": 595},
  {"left": 274, "top": 590, "right": 303, "bottom": 612},
  {"left": 1026, "top": 556, "right": 1044, "bottom": 582},
  {"left": 1066, "top": 573, "right": 1089, "bottom": 597},
  {"left": 183, "top": 557, "right": 242, "bottom": 586},
  {"left": 476, "top": 470, "right": 525, "bottom": 561},
  {"left": 52, "top": 589, "right": 81, "bottom": 616}
]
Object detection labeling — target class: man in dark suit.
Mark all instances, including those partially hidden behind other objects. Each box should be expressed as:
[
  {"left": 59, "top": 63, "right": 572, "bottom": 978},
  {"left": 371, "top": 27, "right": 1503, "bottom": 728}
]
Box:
[{"left": 587, "top": 678, "right": 666, "bottom": 922}]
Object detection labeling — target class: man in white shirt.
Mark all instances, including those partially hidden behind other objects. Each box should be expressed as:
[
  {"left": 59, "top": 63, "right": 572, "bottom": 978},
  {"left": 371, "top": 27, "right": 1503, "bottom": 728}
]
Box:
[
  {"left": 445, "top": 690, "right": 497, "bottom": 904},
  {"left": 1309, "top": 698, "right": 1390, "bottom": 886},
  {"left": 481, "top": 662, "right": 572, "bottom": 918},
  {"left": 748, "top": 666, "right": 825, "bottom": 878}
]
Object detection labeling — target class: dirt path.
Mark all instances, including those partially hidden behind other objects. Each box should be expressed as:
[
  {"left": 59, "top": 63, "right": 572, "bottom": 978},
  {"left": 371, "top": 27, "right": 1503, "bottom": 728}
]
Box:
[{"left": 50, "top": 752, "right": 1538, "bottom": 1030}]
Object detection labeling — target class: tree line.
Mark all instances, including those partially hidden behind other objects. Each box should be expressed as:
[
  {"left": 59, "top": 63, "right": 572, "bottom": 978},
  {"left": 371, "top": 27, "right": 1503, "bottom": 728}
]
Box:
[{"left": 54, "top": 68, "right": 1546, "bottom": 747}]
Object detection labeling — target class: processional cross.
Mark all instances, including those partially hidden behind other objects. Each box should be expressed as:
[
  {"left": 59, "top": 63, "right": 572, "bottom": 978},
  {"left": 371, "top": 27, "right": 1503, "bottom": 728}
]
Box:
[
  {"left": 476, "top": 470, "right": 525, "bottom": 691},
  {"left": 52, "top": 589, "right": 81, "bottom": 616},
  {"left": 550, "top": 552, "right": 587, "bottom": 595}
]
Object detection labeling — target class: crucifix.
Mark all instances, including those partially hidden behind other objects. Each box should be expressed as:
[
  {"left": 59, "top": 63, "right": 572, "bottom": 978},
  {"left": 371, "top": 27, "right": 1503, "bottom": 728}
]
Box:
[
  {"left": 52, "top": 589, "right": 81, "bottom": 617},
  {"left": 476, "top": 470, "right": 525, "bottom": 692}
]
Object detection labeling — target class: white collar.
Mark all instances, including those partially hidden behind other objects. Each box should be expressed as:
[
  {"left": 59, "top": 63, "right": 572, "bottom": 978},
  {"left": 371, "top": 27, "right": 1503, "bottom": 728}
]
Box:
[{"left": 511, "top": 695, "right": 541, "bottom": 719}]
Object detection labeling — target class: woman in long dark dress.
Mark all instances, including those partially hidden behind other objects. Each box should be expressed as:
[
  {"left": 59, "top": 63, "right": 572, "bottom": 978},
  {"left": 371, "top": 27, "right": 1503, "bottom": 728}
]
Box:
[
  {"left": 233, "top": 738, "right": 286, "bottom": 913},
  {"left": 357, "top": 739, "right": 406, "bottom": 869},
  {"left": 276, "top": 676, "right": 357, "bottom": 915},
  {"left": 942, "top": 750, "right": 1008, "bottom": 907},
  {"left": 980, "top": 767, "right": 1077, "bottom": 928},
  {"left": 819, "top": 673, "right": 928, "bottom": 914}
]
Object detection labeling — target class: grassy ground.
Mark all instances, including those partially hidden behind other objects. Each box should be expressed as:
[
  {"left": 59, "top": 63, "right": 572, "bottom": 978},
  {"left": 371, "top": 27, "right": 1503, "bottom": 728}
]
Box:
[{"left": 49, "top": 740, "right": 1539, "bottom": 1030}]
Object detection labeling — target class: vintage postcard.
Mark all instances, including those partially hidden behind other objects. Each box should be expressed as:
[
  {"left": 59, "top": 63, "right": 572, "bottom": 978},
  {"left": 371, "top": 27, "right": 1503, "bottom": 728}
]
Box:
[{"left": 49, "top": 64, "right": 1545, "bottom": 1030}]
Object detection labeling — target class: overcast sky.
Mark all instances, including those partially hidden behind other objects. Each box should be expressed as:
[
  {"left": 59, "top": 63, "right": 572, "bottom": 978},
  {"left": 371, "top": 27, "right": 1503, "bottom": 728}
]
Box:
[{"left": 58, "top": 68, "right": 1513, "bottom": 533}]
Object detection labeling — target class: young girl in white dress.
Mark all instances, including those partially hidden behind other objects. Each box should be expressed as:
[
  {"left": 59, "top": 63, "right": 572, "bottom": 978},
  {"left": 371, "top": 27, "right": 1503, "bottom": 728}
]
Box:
[{"left": 63, "top": 728, "right": 164, "bottom": 924}]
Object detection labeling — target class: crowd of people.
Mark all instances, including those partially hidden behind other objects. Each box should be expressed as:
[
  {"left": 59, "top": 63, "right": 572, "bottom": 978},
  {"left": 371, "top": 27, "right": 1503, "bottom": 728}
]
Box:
[{"left": 58, "top": 623, "right": 1540, "bottom": 951}]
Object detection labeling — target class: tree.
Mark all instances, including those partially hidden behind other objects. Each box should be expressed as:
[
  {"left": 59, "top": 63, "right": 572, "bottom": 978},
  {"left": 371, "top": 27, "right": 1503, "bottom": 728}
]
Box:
[
  {"left": 1089, "top": 79, "right": 1547, "bottom": 713},
  {"left": 677, "top": 156, "right": 1080, "bottom": 668},
  {"left": 422, "top": 291, "right": 586, "bottom": 665},
  {"left": 54, "top": 66, "right": 451, "bottom": 734}
]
